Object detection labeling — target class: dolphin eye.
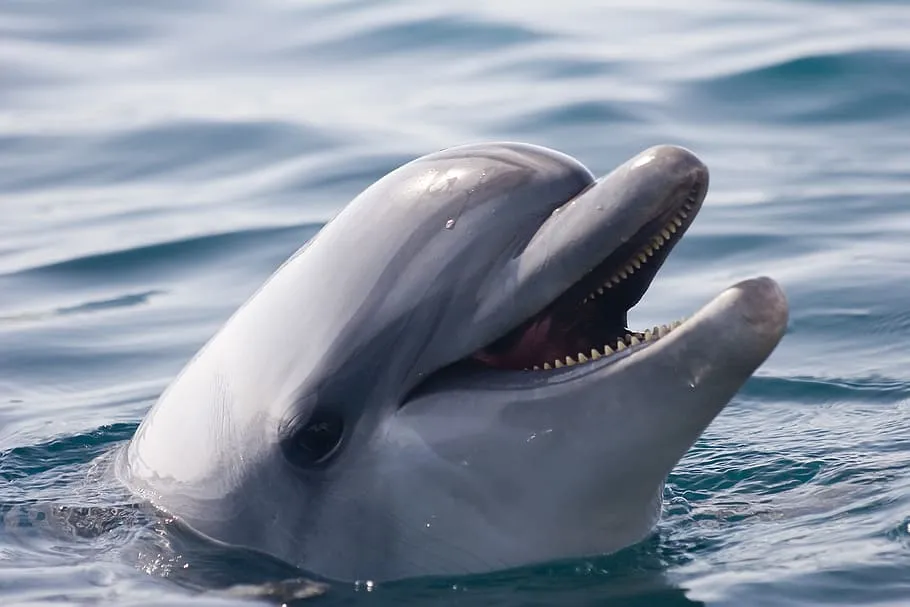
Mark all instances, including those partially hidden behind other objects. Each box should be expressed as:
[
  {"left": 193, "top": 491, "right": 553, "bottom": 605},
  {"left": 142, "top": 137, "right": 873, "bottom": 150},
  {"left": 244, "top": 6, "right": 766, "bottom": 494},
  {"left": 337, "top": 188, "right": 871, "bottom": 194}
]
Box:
[{"left": 283, "top": 408, "right": 345, "bottom": 468}]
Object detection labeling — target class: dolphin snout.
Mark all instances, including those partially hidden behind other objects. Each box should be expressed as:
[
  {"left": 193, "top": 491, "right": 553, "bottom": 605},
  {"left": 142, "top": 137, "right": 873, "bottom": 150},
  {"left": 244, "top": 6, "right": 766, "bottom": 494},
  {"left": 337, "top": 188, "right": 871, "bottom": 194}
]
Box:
[
  {"left": 631, "top": 144, "right": 710, "bottom": 185},
  {"left": 732, "top": 276, "right": 789, "bottom": 334},
  {"left": 720, "top": 276, "right": 790, "bottom": 363}
]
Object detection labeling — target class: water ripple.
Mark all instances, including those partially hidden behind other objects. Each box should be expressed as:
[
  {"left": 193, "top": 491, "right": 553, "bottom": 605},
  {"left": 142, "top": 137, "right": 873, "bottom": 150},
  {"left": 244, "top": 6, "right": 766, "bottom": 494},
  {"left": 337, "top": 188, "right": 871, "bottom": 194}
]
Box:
[
  {"left": 7, "top": 224, "right": 317, "bottom": 280},
  {"left": 679, "top": 50, "right": 910, "bottom": 124},
  {"left": 306, "top": 14, "right": 547, "bottom": 60},
  {"left": 3, "top": 0, "right": 910, "bottom": 604}
]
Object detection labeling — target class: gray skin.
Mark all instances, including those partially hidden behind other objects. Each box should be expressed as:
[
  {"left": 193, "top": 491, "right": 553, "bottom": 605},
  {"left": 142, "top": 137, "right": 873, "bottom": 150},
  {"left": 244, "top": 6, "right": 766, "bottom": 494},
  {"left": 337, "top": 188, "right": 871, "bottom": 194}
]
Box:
[{"left": 117, "top": 142, "right": 788, "bottom": 583}]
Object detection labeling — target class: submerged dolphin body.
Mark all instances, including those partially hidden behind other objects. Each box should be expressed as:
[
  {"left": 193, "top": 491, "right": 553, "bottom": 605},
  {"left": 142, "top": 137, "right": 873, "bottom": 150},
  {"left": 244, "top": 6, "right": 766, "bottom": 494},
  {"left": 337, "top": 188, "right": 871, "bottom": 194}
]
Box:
[{"left": 118, "top": 143, "right": 788, "bottom": 582}]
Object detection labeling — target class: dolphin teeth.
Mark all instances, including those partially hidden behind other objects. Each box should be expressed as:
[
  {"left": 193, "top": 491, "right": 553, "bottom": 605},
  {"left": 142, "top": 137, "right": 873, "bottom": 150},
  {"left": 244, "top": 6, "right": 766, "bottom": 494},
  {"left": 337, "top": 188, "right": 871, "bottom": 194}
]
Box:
[
  {"left": 638, "top": 253, "right": 647, "bottom": 263},
  {"left": 658, "top": 325, "right": 669, "bottom": 337},
  {"left": 667, "top": 223, "right": 677, "bottom": 234},
  {"left": 645, "top": 246, "right": 654, "bottom": 256},
  {"left": 661, "top": 228, "right": 671, "bottom": 239},
  {"left": 597, "top": 287, "right": 604, "bottom": 295},
  {"left": 618, "top": 269, "right": 628, "bottom": 280},
  {"left": 533, "top": 365, "right": 540, "bottom": 370},
  {"left": 591, "top": 348, "right": 602, "bottom": 359},
  {"left": 565, "top": 355, "right": 576, "bottom": 366},
  {"left": 644, "top": 330, "right": 654, "bottom": 341},
  {"left": 624, "top": 263, "right": 634, "bottom": 275},
  {"left": 654, "top": 234, "right": 665, "bottom": 246},
  {"left": 616, "top": 340, "right": 626, "bottom": 351},
  {"left": 674, "top": 217, "right": 683, "bottom": 227},
  {"left": 629, "top": 335, "right": 640, "bottom": 345},
  {"left": 632, "top": 259, "right": 641, "bottom": 269},
  {"left": 554, "top": 359, "right": 564, "bottom": 368},
  {"left": 543, "top": 362, "right": 552, "bottom": 370},
  {"left": 611, "top": 275, "right": 621, "bottom": 285},
  {"left": 680, "top": 210, "right": 688, "bottom": 219},
  {"left": 604, "top": 344, "right": 614, "bottom": 354},
  {"left": 578, "top": 352, "right": 588, "bottom": 363}
]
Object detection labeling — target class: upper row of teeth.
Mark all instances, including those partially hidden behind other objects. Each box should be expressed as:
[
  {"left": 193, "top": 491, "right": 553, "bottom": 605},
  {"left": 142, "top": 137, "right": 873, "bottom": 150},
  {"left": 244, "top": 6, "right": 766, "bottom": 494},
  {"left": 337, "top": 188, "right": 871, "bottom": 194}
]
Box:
[
  {"left": 528, "top": 319, "right": 686, "bottom": 370},
  {"left": 527, "top": 197, "right": 697, "bottom": 371},
  {"left": 582, "top": 200, "right": 694, "bottom": 304}
]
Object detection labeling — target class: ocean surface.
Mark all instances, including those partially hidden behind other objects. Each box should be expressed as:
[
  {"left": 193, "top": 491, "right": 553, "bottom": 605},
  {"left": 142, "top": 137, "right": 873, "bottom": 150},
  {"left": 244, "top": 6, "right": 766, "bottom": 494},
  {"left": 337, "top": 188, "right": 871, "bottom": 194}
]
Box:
[{"left": 2, "top": 0, "right": 910, "bottom": 604}]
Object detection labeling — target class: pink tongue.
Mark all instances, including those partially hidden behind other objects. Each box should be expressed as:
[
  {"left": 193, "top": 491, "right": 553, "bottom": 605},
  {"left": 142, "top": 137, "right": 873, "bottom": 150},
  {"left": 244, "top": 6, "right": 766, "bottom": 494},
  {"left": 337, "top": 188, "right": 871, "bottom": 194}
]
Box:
[{"left": 472, "top": 314, "right": 573, "bottom": 370}]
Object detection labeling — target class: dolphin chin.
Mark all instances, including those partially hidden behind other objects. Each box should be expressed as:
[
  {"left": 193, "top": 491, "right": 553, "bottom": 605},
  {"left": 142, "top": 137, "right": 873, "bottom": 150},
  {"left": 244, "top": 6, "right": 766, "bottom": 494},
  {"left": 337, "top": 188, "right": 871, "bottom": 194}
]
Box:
[{"left": 117, "top": 142, "right": 788, "bottom": 583}]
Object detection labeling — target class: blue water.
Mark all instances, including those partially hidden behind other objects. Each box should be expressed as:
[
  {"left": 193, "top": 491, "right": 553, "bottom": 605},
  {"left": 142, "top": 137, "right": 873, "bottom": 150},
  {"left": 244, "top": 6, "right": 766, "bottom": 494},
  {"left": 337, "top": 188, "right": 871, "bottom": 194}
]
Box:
[{"left": 3, "top": 0, "right": 910, "bottom": 604}]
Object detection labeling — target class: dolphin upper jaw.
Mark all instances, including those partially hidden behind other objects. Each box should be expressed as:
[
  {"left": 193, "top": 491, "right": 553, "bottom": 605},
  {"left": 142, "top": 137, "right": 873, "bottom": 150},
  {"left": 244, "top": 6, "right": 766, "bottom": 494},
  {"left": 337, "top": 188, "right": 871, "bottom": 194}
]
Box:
[{"left": 474, "top": 145, "right": 708, "bottom": 335}]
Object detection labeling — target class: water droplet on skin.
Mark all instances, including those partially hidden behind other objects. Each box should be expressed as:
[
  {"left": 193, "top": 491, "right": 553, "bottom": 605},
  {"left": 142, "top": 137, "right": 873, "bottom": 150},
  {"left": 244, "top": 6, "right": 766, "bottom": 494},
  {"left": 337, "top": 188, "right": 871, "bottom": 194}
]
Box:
[{"left": 445, "top": 219, "right": 456, "bottom": 229}]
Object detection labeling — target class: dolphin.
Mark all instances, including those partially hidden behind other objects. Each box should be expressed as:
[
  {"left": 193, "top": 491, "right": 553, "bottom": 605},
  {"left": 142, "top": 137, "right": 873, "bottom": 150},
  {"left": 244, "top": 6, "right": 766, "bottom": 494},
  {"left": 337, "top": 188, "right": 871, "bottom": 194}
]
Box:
[{"left": 116, "top": 142, "right": 788, "bottom": 583}]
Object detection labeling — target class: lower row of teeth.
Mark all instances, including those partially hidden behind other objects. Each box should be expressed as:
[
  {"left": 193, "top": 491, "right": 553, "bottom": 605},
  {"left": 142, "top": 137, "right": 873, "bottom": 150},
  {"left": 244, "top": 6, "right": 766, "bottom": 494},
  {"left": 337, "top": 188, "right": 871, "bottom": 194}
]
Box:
[{"left": 528, "top": 319, "right": 686, "bottom": 370}]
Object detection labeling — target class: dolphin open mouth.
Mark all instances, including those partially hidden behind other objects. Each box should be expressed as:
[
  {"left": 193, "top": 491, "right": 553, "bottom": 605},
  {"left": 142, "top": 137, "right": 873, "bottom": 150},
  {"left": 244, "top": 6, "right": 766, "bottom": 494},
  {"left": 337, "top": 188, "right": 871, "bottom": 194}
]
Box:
[{"left": 471, "top": 172, "right": 707, "bottom": 372}]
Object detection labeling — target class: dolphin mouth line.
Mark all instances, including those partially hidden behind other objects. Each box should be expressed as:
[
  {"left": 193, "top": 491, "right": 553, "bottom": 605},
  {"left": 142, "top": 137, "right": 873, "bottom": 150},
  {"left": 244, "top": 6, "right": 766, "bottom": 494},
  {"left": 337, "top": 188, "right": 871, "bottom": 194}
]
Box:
[{"left": 471, "top": 180, "right": 705, "bottom": 373}]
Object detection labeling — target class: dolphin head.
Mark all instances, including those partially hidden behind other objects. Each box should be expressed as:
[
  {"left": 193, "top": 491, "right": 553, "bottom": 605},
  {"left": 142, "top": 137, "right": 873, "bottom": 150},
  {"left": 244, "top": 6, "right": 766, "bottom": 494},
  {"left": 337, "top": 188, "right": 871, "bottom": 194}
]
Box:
[{"left": 120, "top": 143, "right": 788, "bottom": 582}]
